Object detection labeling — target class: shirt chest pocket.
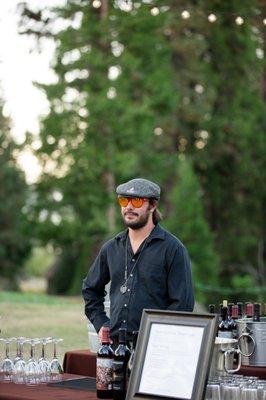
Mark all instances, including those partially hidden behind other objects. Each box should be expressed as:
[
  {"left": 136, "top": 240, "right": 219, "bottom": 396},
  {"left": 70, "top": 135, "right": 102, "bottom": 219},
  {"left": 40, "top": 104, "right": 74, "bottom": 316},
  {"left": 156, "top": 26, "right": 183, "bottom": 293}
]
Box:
[{"left": 138, "top": 261, "right": 165, "bottom": 287}]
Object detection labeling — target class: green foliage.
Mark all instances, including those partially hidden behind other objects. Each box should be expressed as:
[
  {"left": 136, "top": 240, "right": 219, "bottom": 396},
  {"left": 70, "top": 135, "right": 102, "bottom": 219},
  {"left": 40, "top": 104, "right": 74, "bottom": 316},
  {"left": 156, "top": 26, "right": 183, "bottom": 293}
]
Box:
[
  {"left": 24, "top": 246, "right": 54, "bottom": 277},
  {"left": 165, "top": 157, "right": 219, "bottom": 303},
  {"left": 0, "top": 290, "right": 75, "bottom": 305},
  {"left": 194, "top": 0, "right": 266, "bottom": 292},
  {"left": 0, "top": 97, "right": 31, "bottom": 289},
  {"left": 17, "top": 1, "right": 266, "bottom": 304}
]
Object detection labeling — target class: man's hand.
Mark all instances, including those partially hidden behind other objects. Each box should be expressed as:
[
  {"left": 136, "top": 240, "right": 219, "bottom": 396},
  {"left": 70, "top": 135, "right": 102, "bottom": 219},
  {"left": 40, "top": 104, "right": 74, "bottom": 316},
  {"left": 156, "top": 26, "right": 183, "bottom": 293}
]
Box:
[{"left": 98, "top": 326, "right": 113, "bottom": 343}]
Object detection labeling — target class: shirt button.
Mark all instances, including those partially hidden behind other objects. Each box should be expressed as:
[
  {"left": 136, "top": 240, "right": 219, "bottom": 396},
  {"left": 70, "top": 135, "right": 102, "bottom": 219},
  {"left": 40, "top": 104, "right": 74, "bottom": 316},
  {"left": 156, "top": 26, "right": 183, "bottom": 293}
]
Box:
[
  {"left": 124, "top": 304, "right": 127, "bottom": 307},
  {"left": 130, "top": 274, "right": 133, "bottom": 277},
  {"left": 123, "top": 320, "right": 126, "bottom": 323},
  {"left": 127, "top": 288, "right": 130, "bottom": 292},
  {"left": 132, "top": 258, "right": 135, "bottom": 262}
]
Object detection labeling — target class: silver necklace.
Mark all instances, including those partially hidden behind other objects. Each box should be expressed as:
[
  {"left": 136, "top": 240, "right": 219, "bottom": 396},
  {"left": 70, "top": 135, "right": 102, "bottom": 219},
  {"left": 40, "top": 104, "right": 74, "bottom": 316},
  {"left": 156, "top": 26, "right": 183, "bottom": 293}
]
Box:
[{"left": 120, "top": 235, "right": 148, "bottom": 294}]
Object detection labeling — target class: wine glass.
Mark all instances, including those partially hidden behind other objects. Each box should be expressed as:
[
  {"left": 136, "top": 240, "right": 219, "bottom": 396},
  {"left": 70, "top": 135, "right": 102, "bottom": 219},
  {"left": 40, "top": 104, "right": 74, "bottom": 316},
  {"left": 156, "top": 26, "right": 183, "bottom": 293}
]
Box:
[
  {"left": 205, "top": 382, "right": 221, "bottom": 400},
  {"left": 257, "top": 381, "right": 266, "bottom": 400},
  {"left": 222, "top": 382, "right": 241, "bottom": 400},
  {"left": 13, "top": 338, "right": 27, "bottom": 384},
  {"left": 13, "top": 337, "right": 26, "bottom": 364},
  {"left": 24, "top": 339, "right": 40, "bottom": 385},
  {"left": 0, "top": 338, "right": 15, "bottom": 382},
  {"left": 241, "top": 386, "right": 259, "bottom": 400},
  {"left": 38, "top": 337, "right": 52, "bottom": 383},
  {"left": 50, "top": 338, "right": 63, "bottom": 381}
]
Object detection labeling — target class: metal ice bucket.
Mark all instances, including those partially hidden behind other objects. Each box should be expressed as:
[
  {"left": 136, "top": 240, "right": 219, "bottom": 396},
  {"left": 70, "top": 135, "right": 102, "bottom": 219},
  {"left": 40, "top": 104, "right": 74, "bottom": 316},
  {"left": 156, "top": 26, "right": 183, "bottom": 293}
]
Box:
[
  {"left": 209, "top": 337, "right": 241, "bottom": 378},
  {"left": 237, "top": 317, "right": 266, "bottom": 366}
]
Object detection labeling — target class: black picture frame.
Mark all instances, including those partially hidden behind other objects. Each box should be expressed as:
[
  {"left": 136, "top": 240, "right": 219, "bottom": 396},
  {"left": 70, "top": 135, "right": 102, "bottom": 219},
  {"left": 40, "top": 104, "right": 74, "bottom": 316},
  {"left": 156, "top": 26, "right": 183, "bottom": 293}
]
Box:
[{"left": 126, "top": 309, "right": 218, "bottom": 400}]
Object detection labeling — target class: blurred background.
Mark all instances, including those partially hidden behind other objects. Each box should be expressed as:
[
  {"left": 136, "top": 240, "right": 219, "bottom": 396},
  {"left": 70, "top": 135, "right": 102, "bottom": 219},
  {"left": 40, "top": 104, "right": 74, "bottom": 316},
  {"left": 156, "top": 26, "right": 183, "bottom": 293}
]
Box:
[{"left": 0, "top": 0, "right": 265, "bottom": 357}]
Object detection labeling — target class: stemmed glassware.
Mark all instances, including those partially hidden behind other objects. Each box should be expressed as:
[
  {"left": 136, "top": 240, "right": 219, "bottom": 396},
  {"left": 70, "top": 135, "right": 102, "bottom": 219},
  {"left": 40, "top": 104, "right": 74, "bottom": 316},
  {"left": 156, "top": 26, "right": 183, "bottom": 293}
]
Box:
[
  {"left": 24, "top": 338, "right": 40, "bottom": 385},
  {"left": 0, "top": 338, "right": 15, "bottom": 382},
  {"left": 13, "top": 337, "right": 26, "bottom": 364},
  {"left": 240, "top": 386, "right": 259, "bottom": 400},
  {"left": 204, "top": 376, "right": 266, "bottom": 400},
  {"left": 0, "top": 336, "right": 66, "bottom": 384},
  {"left": 13, "top": 337, "right": 27, "bottom": 384},
  {"left": 38, "top": 337, "right": 52, "bottom": 383},
  {"left": 205, "top": 381, "right": 221, "bottom": 400},
  {"left": 50, "top": 338, "right": 63, "bottom": 381},
  {"left": 222, "top": 382, "right": 241, "bottom": 400}
]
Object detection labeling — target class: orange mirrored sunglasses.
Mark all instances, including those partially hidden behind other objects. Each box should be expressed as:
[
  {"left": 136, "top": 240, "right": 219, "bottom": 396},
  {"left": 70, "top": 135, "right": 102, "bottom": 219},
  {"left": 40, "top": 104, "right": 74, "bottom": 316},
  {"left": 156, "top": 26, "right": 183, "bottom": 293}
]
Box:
[{"left": 117, "top": 196, "right": 148, "bottom": 208}]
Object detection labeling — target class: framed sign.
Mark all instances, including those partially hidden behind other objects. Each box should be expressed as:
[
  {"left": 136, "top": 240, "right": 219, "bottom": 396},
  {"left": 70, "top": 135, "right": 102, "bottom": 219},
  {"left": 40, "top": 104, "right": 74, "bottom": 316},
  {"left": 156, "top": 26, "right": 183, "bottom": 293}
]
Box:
[{"left": 126, "top": 310, "right": 218, "bottom": 400}]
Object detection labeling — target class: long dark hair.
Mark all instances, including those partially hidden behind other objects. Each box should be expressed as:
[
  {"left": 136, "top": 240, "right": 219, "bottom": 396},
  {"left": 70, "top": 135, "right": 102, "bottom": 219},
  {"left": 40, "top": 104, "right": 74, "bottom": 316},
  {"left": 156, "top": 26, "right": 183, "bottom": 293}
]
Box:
[{"left": 149, "top": 199, "right": 162, "bottom": 224}]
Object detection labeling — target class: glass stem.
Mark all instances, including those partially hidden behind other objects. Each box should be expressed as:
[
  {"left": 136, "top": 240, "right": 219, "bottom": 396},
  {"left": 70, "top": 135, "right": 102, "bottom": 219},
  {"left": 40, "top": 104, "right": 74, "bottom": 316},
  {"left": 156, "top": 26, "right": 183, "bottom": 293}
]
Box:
[
  {"left": 20, "top": 343, "right": 24, "bottom": 360},
  {"left": 42, "top": 343, "right": 45, "bottom": 359},
  {"left": 53, "top": 342, "right": 57, "bottom": 359},
  {"left": 18, "top": 341, "right": 22, "bottom": 358},
  {"left": 30, "top": 343, "right": 34, "bottom": 359},
  {"left": 6, "top": 341, "right": 10, "bottom": 359}
]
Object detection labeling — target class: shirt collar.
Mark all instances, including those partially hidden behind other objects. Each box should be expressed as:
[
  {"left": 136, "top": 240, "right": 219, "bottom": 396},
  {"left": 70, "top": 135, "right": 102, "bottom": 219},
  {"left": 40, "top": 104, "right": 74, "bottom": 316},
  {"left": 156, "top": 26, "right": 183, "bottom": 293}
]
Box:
[
  {"left": 115, "top": 229, "right": 128, "bottom": 242},
  {"left": 146, "top": 224, "right": 165, "bottom": 242},
  {"left": 115, "top": 224, "right": 165, "bottom": 243}
]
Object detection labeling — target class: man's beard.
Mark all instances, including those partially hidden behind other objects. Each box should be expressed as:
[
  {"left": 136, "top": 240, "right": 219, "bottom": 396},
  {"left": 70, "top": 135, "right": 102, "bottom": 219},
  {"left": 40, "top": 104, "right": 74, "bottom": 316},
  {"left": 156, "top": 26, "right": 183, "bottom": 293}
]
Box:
[{"left": 123, "top": 209, "right": 150, "bottom": 230}]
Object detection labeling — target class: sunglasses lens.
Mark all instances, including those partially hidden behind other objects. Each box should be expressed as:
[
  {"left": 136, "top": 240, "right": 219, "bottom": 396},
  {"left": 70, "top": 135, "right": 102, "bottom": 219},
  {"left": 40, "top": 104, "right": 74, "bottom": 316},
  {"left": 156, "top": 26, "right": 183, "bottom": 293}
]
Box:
[
  {"left": 118, "top": 197, "right": 129, "bottom": 207},
  {"left": 131, "top": 198, "right": 143, "bottom": 208}
]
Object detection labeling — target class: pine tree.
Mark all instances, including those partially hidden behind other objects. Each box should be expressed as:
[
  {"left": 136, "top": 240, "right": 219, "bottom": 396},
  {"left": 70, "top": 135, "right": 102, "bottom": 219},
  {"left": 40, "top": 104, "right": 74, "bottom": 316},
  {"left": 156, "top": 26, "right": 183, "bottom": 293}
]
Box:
[
  {"left": 18, "top": 1, "right": 265, "bottom": 299},
  {"left": 0, "top": 96, "right": 31, "bottom": 289},
  {"left": 165, "top": 157, "right": 219, "bottom": 303},
  {"left": 194, "top": 0, "right": 266, "bottom": 293}
]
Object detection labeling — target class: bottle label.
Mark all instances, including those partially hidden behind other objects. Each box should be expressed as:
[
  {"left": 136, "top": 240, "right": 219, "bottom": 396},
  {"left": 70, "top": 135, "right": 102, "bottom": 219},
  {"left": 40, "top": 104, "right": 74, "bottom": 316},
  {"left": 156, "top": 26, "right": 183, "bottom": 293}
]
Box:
[
  {"left": 96, "top": 358, "right": 113, "bottom": 390},
  {"left": 112, "top": 360, "right": 125, "bottom": 391},
  {"left": 218, "top": 331, "right": 233, "bottom": 339}
]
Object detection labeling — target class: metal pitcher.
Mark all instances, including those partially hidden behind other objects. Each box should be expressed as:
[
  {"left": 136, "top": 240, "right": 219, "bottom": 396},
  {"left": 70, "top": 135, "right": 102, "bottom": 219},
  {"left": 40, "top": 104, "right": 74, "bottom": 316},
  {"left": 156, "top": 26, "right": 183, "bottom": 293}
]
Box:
[{"left": 209, "top": 337, "right": 241, "bottom": 378}]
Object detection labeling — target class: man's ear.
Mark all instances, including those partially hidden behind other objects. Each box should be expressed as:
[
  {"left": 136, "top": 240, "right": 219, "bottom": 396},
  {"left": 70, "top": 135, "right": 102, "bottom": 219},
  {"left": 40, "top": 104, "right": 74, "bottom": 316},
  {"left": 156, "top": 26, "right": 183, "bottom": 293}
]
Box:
[{"left": 149, "top": 201, "right": 157, "bottom": 213}]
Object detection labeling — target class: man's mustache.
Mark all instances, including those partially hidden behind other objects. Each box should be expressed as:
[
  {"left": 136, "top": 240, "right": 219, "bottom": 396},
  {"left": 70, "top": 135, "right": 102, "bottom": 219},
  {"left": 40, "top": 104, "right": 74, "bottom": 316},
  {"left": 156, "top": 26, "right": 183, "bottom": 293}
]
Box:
[{"left": 124, "top": 211, "right": 138, "bottom": 216}]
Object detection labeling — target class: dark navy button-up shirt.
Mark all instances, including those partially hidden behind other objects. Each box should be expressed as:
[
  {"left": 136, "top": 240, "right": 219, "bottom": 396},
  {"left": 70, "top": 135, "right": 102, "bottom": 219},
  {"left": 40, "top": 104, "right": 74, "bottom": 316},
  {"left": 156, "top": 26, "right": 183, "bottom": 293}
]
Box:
[{"left": 82, "top": 224, "right": 194, "bottom": 338}]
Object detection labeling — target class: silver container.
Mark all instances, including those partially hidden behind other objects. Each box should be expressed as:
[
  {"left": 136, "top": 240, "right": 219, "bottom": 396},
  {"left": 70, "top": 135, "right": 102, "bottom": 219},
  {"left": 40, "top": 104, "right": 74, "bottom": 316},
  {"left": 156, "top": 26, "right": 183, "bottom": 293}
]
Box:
[
  {"left": 209, "top": 337, "right": 241, "bottom": 378},
  {"left": 236, "top": 317, "right": 266, "bottom": 366}
]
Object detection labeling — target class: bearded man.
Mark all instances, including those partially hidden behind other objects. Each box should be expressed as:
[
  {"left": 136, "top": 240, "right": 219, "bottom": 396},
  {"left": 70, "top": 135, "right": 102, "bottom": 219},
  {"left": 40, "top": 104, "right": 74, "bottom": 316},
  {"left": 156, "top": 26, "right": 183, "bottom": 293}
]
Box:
[{"left": 82, "top": 178, "right": 194, "bottom": 343}]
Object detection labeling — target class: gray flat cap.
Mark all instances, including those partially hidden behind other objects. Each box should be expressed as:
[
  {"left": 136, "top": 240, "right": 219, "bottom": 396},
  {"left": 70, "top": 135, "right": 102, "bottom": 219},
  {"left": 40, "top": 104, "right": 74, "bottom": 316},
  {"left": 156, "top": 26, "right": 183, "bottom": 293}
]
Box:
[{"left": 116, "top": 178, "right": 161, "bottom": 199}]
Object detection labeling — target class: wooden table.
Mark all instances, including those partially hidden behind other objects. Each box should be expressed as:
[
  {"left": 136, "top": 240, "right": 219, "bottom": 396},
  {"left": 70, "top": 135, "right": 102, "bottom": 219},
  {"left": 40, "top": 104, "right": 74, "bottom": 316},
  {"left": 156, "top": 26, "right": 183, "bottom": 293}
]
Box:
[
  {"left": 0, "top": 374, "right": 97, "bottom": 400},
  {"left": 63, "top": 349, "right": 266, "bottom": 379}
]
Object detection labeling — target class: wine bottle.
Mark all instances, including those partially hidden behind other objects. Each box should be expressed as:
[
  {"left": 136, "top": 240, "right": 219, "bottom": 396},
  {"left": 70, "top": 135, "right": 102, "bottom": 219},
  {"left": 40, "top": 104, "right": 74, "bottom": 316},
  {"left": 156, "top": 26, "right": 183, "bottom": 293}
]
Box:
[
  {"left": 227, "top": 302, "right": 233, "bottom": 327},
  {"left": 208, "top": 304, "right": 216, "bottom": 314},
  {"left": 231, "top": 304, "right": 238, "bottom": 338},
  {"left": 218, "top": 300, "right": 233, "bottom": 338},
  {"left": 262, "top": 303, "right": 266, "bottom": 317},
  {"left": 237, "top": 302, "right": 243, "bottom": 319},
  {"left": 228, "top": 303, "right": 234, "bottom": 318},
  {"left": 96, "top": 327, "right": 114, "bottom": 399},
  {"left": 245, "top": 302, "right": 254, "bottom": 319},
  {"left": 253, "top": 303, "right": 261, "bottom": 322},
  {"left": 113, "top": 328, "right": 131, "bottom": 400},
  {"left": 217, "top": 303, "right": 223, "bottom": 324}
]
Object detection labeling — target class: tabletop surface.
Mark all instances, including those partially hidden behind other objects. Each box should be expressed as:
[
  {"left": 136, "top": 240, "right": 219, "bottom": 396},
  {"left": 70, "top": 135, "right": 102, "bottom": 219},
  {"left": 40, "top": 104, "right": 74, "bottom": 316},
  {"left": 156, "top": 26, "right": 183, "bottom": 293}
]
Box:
[{"left": 0, "top": 374, "right": 98, "bottom": 400}]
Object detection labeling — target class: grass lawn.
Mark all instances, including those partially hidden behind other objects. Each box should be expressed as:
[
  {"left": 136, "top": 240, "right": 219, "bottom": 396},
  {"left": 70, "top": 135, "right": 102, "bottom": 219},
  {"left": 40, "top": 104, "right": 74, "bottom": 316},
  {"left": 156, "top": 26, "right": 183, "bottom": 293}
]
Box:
[{"left": 0, "top": 291, "right": 90, "bottom": 365}]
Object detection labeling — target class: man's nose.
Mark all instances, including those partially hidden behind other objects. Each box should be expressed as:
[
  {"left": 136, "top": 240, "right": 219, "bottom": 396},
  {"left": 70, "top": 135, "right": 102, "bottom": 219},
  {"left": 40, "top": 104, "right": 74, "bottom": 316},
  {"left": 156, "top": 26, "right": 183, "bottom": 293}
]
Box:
[
  {"left": 125, "top": 202, "right": 134, "bottom": 210},
  {"left": 125, "top": 200, "right": 135, "bottom": 210}
]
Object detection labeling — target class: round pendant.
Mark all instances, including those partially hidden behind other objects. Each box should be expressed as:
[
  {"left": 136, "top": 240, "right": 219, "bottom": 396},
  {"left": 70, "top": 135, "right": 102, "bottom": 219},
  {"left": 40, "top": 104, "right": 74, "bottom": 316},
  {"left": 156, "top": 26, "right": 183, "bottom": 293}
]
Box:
[{"left": 120, "top": 284, "right": 127, "bottom": 294}]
